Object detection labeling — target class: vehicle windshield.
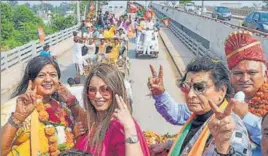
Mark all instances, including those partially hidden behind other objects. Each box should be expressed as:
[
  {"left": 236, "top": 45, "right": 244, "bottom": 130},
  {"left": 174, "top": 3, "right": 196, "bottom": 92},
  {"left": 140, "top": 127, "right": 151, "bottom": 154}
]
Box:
[
  {"left": 260, "top": 13, "right": 268, "bottom": 22},
  {"left": 218, "top": 7, "right": 230, "bottom": 13}
]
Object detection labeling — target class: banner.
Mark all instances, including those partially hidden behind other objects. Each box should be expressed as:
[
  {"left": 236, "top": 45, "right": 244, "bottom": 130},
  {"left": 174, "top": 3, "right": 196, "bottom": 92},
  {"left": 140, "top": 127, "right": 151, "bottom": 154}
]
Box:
[{"left": 38, "top": 26, "right": 46, "bottom": 44}]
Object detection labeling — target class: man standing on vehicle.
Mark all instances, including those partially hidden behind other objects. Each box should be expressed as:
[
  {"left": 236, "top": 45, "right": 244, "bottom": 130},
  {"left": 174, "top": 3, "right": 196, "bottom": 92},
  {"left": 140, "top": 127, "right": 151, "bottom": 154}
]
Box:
[{"left": 141, "top": 27, "right": 154, "bottom": 55}]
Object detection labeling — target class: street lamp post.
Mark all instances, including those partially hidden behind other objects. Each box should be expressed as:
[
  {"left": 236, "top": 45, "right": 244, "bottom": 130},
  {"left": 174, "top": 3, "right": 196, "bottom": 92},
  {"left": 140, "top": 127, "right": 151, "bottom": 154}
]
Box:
[{"left": 77, "top": 1, "right": 81, "bottom": 23}]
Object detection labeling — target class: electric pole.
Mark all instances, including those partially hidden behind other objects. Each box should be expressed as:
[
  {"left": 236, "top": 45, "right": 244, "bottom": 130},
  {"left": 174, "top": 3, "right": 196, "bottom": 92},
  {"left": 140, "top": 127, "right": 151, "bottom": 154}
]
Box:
[
  {"left": 77, "top": 1, "right": 81, "bottom": 23},
  {"left": 201, "top": 0, "right": 204, "bottom": 15}
]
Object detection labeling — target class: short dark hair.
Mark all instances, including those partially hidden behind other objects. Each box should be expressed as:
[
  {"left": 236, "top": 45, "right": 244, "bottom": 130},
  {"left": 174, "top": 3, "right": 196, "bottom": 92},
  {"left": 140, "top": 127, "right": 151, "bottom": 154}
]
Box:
[
  {"left": 262, "top": 112, "right": 268, "bottom": 124},
  {"left": 43, "top": 44, "right": 50, "bottom": 50},
  {"left": 74, "top": 77, "right": 81, "bottom": 84},
  {"left": 67, "top": 77, "right": 75, "bottom": 86},
  {"left": 59, "top": 149, "right": 92, "bottom": 156},
  {"left": 180, "top": 56, "right": 233, "bottom": 99},
  {"left": 12, "top": 56, "right": 61, "bottom": 98},
  {"left": 73, "top": 31, "right": 78, "bottom": 36}
]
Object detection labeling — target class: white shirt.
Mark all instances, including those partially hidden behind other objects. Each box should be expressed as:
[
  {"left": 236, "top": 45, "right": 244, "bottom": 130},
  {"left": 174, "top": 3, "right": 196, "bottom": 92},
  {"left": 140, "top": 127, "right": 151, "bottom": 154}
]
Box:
[
  {"left": 86, "top": 32, "right": 93, "bottom": 38},
  {"left": 144, "top": 21, "right": 155, "bottom": 30},
  {"left": 86, "top": 43, "right": 96, "bottom": 56},
  {"left": 72, "top": 42, "right": 83, "bottom": 64},
  {"left": 142, "top": 30, "right": 154, "bottom": 43},
  {"left": 66, "top": 85, "right": 84, "bottom": 108}
]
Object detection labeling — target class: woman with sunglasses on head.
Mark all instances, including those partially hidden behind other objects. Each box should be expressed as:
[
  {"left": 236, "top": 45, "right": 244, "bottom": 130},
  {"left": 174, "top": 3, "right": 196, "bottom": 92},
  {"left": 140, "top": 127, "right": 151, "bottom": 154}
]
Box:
[
  {"left": 1, "top": 56, "right": 87, "bottom": 156},
  {"left": 74, "top": 63, "right": 150, "bottom": 156},
  {"left": 148, "top": 56, "right": 251, "bottom": 155}
]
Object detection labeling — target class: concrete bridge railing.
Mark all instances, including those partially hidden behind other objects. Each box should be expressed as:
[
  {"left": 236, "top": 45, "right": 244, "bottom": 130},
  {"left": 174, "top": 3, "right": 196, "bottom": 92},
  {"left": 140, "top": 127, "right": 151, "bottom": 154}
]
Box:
[
  {"left": 1, "top": 24, "right": 79, "bottom": 72},
  {"left": 152, "top": 3, "right": 268, "bottom": 60}
]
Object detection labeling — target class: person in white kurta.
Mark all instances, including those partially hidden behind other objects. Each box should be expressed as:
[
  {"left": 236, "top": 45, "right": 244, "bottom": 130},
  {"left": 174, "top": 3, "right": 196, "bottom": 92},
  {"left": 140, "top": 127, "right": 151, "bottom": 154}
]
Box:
[
  {"left": 72, "top": 38, "right": 88, "bottom": 75},
  {"left": 141, "top": 28, "right": 154, "bottom": 55},
  {"left": 83, "top": 39, "right": 97, "bottom": 63}
]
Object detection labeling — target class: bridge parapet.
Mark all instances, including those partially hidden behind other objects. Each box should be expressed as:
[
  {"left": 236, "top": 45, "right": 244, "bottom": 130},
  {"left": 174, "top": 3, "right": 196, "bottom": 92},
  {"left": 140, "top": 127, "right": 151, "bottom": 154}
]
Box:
[
  {"left": 152, "top": 3, "right": 268, "bottom": 60},
  {"left": 1, "top": 24, "right": 79, "bottom": 72}
]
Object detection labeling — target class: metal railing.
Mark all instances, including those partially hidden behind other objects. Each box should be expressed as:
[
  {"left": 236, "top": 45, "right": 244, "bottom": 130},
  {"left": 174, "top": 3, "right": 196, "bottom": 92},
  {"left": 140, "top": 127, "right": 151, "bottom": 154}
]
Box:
[
  {"left": 1, "top": 24, "right": 79, "bottom": 72},
  {"left": 153, "top": 6, "right": 224, "bottom": 61},
  {"left": 156, "top": 4, "right": 268, "bottom": 38}
]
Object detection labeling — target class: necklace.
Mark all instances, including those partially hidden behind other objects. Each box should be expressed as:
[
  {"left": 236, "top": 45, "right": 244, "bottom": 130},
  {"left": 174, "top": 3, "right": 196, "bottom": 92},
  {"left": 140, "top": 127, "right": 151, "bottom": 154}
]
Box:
[
  {"left": 248, "top": 82, "right": 268, "bottom": 117},
  {"left": 35, "top": 97, "right": 74, "bottom": 155}
]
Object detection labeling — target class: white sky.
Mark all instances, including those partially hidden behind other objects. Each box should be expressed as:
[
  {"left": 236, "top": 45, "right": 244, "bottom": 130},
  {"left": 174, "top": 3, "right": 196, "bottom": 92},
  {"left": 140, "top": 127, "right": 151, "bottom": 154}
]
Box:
[{"left": 17, "top": 1, "right": 262, "bottom": 7}]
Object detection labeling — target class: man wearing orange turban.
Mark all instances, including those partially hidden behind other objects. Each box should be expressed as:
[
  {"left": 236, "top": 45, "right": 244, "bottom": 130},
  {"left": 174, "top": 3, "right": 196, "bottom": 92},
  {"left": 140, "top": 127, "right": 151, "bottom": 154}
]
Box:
[{"left": 225, "top": 30, "right": 267, "bottom": 155}]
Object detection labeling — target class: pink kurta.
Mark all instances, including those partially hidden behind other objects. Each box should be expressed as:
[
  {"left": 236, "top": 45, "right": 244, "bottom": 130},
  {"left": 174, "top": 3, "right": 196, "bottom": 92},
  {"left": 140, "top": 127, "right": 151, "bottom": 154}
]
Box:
[{"left": 74, "top": 119, "right": 150, "bottom": 156}]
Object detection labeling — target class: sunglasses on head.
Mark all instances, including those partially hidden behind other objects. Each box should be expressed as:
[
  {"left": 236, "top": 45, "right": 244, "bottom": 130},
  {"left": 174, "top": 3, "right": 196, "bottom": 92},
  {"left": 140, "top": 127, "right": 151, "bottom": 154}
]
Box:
[
  {"left": 179, "top": 82, "right": 208, "bottom": 95},
  {"left": 88, "top": 85, "right": 112, "bottom": 99}
]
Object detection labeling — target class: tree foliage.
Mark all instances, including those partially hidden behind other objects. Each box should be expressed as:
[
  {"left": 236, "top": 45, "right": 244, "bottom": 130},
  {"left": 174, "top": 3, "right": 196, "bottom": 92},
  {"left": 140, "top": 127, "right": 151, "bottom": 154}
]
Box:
[
  {"left": 179, "top": 0, "right": 192, "bottom": 5},
  {"left": 1, "top": 2, "right": 76, "bottom": 51}
]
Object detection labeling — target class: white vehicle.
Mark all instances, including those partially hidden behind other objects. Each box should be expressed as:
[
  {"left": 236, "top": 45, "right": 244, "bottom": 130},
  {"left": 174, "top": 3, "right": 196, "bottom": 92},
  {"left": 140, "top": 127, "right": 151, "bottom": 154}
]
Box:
[
  {"left": 184, "top": 3, "right": 195, "bottom": 12},
  {"left": 194, "top": 6, "right": 207, "bottom": 15},
  {"left": 135, "top": 29, "right": 159, "bottom": 58}
]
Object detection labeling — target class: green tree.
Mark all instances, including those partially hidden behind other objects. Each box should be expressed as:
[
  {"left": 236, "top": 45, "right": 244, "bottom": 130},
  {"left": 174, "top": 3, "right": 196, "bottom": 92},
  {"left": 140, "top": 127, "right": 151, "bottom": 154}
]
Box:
[
  {"left": 179, "top": 0, "right": 192, "bottom": 5},
  {"left": 51, "top": 15, "right": 75, "bottom": 31}
]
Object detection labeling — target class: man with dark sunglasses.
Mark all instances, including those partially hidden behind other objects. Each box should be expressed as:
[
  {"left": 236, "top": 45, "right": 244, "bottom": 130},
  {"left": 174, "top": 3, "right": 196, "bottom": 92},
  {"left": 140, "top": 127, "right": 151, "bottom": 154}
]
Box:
[
  {"left": 148, "top": 31, "right": 265, "bottom": 155},
  {"left": 147, "top": 56, "right": 251, "bottom": 155}
]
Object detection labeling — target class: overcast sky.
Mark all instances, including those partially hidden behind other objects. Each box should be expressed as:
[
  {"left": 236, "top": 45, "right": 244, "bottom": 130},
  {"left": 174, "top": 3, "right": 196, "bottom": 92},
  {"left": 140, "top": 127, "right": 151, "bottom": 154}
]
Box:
[{"left": 17, "top": 1, "right": 262, "bottom": 7}]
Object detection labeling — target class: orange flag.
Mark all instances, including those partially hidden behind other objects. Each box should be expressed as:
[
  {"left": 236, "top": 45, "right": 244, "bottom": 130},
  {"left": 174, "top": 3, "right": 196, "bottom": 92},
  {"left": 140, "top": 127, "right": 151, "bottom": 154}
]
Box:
[
  {"left": 38, "top": 26, "right": 46, "bottom": 44},
  {"left": 161, "top": 18, "right": 170, "bottom": 27}
]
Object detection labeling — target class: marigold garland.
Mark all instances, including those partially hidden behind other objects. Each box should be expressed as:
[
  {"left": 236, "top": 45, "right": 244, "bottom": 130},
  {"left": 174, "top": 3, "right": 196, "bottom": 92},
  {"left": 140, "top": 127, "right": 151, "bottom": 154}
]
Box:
[
  {"left": 143, "top": 131, "right": 177, "bottom": 156},
  {"left": 248, "top": 82, "right": 268, "bottom": 117},
  {"left": 35, "top": 99, "right": 75, "bottom": 156}
]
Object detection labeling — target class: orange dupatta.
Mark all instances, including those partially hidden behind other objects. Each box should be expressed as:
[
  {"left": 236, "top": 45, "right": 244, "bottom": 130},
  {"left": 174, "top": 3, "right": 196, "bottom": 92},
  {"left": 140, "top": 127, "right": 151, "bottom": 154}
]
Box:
[{"left": 168, "top": 99, "right": 228, "bottom": 156}]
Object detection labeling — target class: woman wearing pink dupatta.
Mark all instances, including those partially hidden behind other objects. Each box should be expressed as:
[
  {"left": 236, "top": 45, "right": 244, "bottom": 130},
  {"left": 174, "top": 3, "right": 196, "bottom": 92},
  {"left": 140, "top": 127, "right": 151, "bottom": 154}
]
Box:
[{"left": 73, "top": 64, "right": 150, "bottom": 156}]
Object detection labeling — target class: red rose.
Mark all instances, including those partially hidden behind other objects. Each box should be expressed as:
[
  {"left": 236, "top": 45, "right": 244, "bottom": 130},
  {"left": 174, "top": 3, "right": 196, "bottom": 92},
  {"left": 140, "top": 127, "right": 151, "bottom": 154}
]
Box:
[{"left": 46, "top": 107, "right": 61, "bottom": 123}]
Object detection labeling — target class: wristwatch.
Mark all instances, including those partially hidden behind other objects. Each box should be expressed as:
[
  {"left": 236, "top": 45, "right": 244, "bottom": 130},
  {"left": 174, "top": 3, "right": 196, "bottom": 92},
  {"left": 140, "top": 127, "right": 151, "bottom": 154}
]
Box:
[{"left": 125, "top": 134, "right": 139, "bottom": 144}]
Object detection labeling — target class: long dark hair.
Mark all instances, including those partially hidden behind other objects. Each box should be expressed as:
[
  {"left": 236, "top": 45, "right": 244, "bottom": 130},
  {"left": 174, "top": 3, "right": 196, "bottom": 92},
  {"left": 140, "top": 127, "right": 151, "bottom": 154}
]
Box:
[
  {"left": 11, "top": 56, "right": 61, "bottom": 98},
  {"left": 82, "top": 63, "right": 130, "bottom": 154}
]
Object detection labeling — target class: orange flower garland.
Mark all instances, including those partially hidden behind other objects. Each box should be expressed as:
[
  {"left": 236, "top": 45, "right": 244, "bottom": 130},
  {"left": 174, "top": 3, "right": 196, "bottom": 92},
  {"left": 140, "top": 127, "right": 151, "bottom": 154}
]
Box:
[
  {"left": 143, "top": 131, "right": 177, "bottom": 156},
  {"left": 143, "top": 131, "right": 177, "bottom": 146},
  {"left": 35, "top": 98, "right": 75, "bottom": 156},
  {"left": 248, "top": 82, "right": 268, "bottom": 117}
]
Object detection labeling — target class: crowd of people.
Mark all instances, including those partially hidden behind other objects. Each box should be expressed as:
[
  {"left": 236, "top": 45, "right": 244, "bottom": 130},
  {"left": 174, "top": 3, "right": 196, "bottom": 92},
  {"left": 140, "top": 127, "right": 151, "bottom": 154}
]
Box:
[
  {"left": 71, "top": 10, "right": 160, "bottom": 76},
  {"left": 1, "top": 5, "right": 268, "bottom": 156}
]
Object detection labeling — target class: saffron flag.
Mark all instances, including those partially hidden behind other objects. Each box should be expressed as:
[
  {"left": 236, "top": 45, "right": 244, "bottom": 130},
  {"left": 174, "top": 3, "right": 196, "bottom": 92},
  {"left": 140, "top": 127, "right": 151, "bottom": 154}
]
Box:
[
  {"left": 38, "top": 26, "right": 46, "bottom": 44},
  {"left": 129, "top": 3, "right": 138, "bottom": 13},
  {"left": 161, "top": 17, "right": 170, "bottom": 27},
  {"left": 89, "top": 2, "right": 95, "bottom": 15}
]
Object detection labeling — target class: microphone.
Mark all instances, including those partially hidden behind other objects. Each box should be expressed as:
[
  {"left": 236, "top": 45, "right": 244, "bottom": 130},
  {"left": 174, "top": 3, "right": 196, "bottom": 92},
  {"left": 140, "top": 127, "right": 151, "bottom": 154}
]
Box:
[{"left": 234, "top": 91, "right": 245, "bottom": 103}]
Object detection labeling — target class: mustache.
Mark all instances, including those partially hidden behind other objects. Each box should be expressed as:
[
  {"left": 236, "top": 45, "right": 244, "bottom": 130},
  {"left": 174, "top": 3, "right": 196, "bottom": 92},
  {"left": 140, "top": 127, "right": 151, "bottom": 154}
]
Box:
[{"left": 237, "top": 82, "right": 253, "bottom": 85}]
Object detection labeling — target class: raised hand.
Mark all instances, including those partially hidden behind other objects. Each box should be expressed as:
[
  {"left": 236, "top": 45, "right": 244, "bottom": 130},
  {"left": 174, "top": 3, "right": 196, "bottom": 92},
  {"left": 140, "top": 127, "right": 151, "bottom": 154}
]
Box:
[
  {"left": 57, "top": 82, "right": 76, "bottom": 106},
  {"left": 113, "top": 94, "right": 134, "bottom": 129},
  {"left": 150, "top": 143, "right": 168, "bottom": 155},
  {"left": 208, "top": 99, "right": 235, "bottom": 154},
  {"left": 147, "top": 65, "right": 165, "bottom": 96},
  {"left": 73, "top": 122, "right": 87, "bottom": 138},
  {"left": 14, "top": 80, "right": 38, "bottom": 122}
]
